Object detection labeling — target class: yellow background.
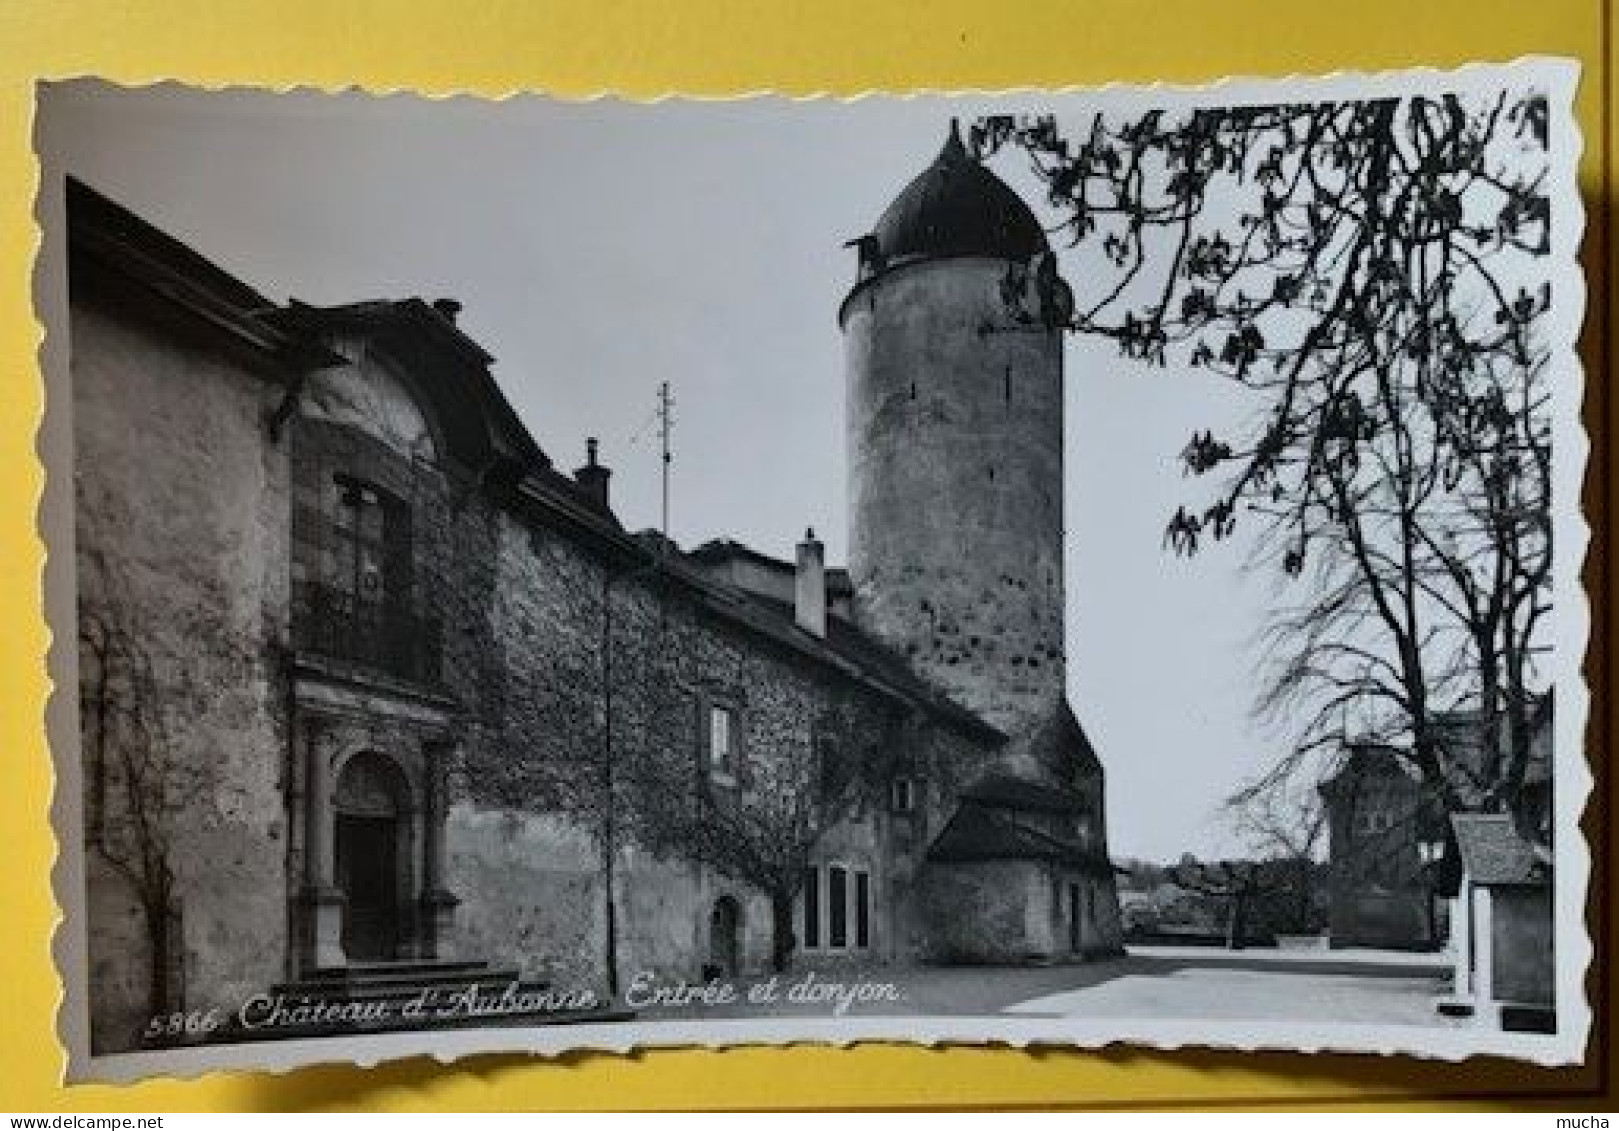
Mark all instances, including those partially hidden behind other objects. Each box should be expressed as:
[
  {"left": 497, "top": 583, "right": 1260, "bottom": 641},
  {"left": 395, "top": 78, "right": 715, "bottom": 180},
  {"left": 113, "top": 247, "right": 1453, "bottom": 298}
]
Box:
[{"left": 0, "top": 0, "right": 1609, "bottom": 1111}]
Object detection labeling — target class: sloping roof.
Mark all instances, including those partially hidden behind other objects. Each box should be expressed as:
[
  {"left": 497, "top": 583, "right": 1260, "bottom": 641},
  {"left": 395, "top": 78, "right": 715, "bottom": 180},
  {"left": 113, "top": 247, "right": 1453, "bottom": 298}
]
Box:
[
  {"left": 997, "top": 701, "right": 1104, "bottom": 781},
  {"left": 66, "top": 178, "right": 341, "bottom": 374},
  {"left": 965, "top": 772, "right": 1089, "bottom": 814},
  {"left": 1318, "top": 743, "right": 1422, "bottom": 800},
  {"left": 688, "top": 538, "right": 854, "bottom": 597},
  {"left": 870, "top": 122, "right": 1049, "bottom": 266},
  {"left": 274, "top": 296, "right": 495, "bottom": 364},
  {"left": 270, "top": 297, "right": 552, "bottom": 478},
  {"left": 729, "top": 590, "right": 999, "bottom": 739},
  {"left": 1452, "top": 813, "right": 1551, "bottom": 886},
  {"left": 927, "top": 802, "right": 1108, "bottom": 872}
]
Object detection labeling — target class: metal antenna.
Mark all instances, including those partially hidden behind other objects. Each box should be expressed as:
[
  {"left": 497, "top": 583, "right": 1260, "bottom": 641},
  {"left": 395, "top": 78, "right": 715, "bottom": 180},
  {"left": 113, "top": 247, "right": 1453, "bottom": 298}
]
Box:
[{"left": 657, "top": 381, "right": 674, "bottom": 547}]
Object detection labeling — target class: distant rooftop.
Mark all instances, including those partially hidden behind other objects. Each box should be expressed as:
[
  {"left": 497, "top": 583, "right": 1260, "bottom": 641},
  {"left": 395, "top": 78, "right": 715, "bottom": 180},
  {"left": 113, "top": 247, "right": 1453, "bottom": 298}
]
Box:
[{"left": 1452, "top": 813, "right": 1551, "bottom": 886}]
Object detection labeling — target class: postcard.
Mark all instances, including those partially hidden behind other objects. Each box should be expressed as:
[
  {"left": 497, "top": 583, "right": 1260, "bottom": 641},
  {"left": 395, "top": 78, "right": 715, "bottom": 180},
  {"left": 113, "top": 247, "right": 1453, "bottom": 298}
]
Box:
[{"left": 31, "top": 58, "right": 1591, "bottom": 1080}]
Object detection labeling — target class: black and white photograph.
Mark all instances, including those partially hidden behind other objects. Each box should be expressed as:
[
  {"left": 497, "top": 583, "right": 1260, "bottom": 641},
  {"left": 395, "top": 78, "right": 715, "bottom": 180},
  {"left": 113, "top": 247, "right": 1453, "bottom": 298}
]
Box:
[{"left": 33, "top": 59, "right": 1591, "bottom": 1079}]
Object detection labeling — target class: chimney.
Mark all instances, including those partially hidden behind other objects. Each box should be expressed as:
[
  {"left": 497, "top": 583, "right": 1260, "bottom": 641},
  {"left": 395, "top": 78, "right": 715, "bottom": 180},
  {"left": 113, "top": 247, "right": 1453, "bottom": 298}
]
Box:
[
  {"left": 573, "top": 437, "right": 612, "bottom": 512},
  {"left": 795, "top": 527, "right": 826, "bottom": 638},
  {"left": 432, "top": 297, "right": 463, "bottom": 324}
]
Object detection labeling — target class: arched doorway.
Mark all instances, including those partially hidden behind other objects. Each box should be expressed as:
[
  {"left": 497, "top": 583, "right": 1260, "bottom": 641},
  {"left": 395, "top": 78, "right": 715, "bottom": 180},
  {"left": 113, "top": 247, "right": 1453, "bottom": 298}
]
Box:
[
  {"left": 709, "top": 896, "right": 742, "bottom": 978},
  {"left": 333, "top": 752, "right": 412, "bottom": 962}
]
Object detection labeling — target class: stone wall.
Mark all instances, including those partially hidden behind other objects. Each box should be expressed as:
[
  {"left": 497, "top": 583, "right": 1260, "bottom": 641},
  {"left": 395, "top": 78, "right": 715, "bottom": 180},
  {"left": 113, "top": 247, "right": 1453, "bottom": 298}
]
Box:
[
  {"left": 1062, "top": 868, "right": 1124, "bottom": 958},
  {"left": 446, "top": 806, "right": 605, "bottom": 987},
  {"left": 913, "top": 859, "right": 1053, "bottom": 962},
  {"left": 912, "top": 859, "right": 1118, "bottom": 963},
  {"left": 445, "top": 507, "right": 1002, "bottom": 984},
  {"left": 1326, "top": 768, "right": 1432, "bottom": 949},
  {"left": 616, "top": 854, "right": 774, "bottom": 981},
  {"left": 72, "top": 299, "right": 292, "bottom": 1051},
  {"left": 844, "top": 257, "right": 1067, "bottom": 736},
  {"left": 1491, "top": 886, "right": 1554, "bottom": 1006}
]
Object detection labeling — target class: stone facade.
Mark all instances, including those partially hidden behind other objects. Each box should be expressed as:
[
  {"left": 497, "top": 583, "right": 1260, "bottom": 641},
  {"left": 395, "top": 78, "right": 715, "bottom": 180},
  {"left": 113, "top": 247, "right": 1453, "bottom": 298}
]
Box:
[
  {"left": 1449, "top": 812, "right": 1555, "bottom": 1027},
  {"left": 70, "top": 201, "right": 297, "bottom": 1052},
  {"left": 66, "top": 128, "right": 1124, "bottom": 1055},
  {"left": 838, "top": 123, "right": 1121, "bottom": 961},
  {"left": 1319, "top": 747, "right": 1438, "bottom": 950},
  {"left": 1321, "top": 704, "right": 1555, "bottom": 955},
  {"left": 843, "top": 256, "right": 1067, "bottom": 735}
]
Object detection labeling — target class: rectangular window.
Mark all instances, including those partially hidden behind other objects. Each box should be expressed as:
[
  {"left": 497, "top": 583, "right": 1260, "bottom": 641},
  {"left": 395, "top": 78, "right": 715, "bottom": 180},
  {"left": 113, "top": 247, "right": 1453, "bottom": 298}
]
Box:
[
  {"left": 855, "top": 870, "right": 870, "bottom": 949},
  {"left": 708, "top": 704, "right": 734, "bottom": 779},
  {"left": 330, "top": 478, "right": 400, "bottom": 611},
  {"left": 828, "top": 865, "right": 848, "bottom": 949},
  {"left": 890, "top": 776, "right": 914, "bottom": 814},
  {"left": 802, "top": 865, "right": 820, "bottom": 950}
]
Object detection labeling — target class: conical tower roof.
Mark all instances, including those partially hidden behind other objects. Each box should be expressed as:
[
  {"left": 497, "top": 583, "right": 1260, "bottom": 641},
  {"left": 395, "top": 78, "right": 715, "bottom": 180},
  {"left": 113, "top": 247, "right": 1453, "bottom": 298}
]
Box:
[{"left": 871, "top": 121, "right": 1049, "bottom": 264}]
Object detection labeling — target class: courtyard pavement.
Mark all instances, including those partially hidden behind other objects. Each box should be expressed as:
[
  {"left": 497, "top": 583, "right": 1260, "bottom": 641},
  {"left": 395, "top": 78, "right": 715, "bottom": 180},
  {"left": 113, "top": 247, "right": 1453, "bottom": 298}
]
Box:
[
  {"left": 647, "top": 944, "right": 1459, "bottom": 1028},
  {"left": 995, "top": 945, "right": 1455, "bottom": 1026}
]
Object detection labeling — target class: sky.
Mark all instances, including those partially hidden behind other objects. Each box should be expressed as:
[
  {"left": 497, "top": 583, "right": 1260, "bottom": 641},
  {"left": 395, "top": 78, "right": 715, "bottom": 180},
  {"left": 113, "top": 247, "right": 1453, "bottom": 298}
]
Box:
[{"left": 37, "top": 81, "right": 1286, "bottom": 861}]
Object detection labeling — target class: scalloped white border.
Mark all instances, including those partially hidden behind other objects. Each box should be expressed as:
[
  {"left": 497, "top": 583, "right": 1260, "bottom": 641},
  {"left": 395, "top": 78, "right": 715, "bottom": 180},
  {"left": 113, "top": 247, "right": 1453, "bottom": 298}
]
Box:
[{"left": 32, "top": 56, "right": 1592, "bottom": 1086}]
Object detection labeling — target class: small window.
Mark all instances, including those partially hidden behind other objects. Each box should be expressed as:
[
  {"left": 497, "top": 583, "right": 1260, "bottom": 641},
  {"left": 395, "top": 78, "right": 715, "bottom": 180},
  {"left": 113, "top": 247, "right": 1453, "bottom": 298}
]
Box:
[
  {"left": 802, "top": 865, "right": 820, "bottom": 950},
  {"left": 708, "top": 704, "right": 736, "bottom": 781},
  {"left": 890, "top": 776, "right": 915, "bottom": 814},
  {"left": 855, "top": 870, "right": 871, "bottom": 949},
  {"left": 828, "top": 865, "right": 848, "bottom": 949}
]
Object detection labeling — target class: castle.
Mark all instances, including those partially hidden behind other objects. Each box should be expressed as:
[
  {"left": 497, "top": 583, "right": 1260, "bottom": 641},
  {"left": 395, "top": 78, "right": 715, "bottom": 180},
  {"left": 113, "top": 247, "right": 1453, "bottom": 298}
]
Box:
[{"left": 66, "top": 123, "right": 1123, "bottom": 1054}]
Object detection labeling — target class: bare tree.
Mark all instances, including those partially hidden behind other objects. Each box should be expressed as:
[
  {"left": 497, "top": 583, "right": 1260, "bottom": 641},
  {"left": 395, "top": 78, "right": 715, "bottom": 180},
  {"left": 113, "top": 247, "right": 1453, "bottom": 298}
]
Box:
[
  {"left": 974, "top": 87, "right": 1555, "bottom": 822},
  {"left": 1167, "top": 858, "right": 1294, "bottom": 949},
  {"left": 1225, "top": 782, "right": 1328, "bottom": 933},
  {"left": 76, "top": 532, "right": 258, "bottom": 1026},
  {"left": 626, "top": 684, "right": 899, "bottom": 973},
  {"left": 79, "top": 592, "right": 182, "bottom": 1022}
]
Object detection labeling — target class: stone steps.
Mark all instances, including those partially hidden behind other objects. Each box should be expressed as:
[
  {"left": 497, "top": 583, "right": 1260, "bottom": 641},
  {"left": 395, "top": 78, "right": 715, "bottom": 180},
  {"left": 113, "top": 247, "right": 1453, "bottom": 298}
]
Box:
[
  {"left": 286, "top": 957, "right": 505, "bottom": 997},
  {"left": 269, "top": 957, "right": 527, "bottom": 1013}
]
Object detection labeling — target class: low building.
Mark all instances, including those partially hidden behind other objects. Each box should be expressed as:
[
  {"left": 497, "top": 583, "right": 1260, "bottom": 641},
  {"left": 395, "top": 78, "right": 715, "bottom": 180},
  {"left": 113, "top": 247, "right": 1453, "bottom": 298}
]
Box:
[
  {"left": 1448, "top": 813, "right": 1554, "bottom": 1030},
  {"left": 1319, "top": 700, "right": 1553, "bottom": 956},
  {"left": 1319, "top": 746, "right": 1440, "bottom": 949}
]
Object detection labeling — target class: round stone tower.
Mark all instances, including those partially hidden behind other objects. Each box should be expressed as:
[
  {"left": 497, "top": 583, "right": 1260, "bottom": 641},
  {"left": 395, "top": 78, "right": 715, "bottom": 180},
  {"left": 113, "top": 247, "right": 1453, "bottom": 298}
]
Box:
[{"left": 840, "top": 122, "right": 1073, "bottom": 738}]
